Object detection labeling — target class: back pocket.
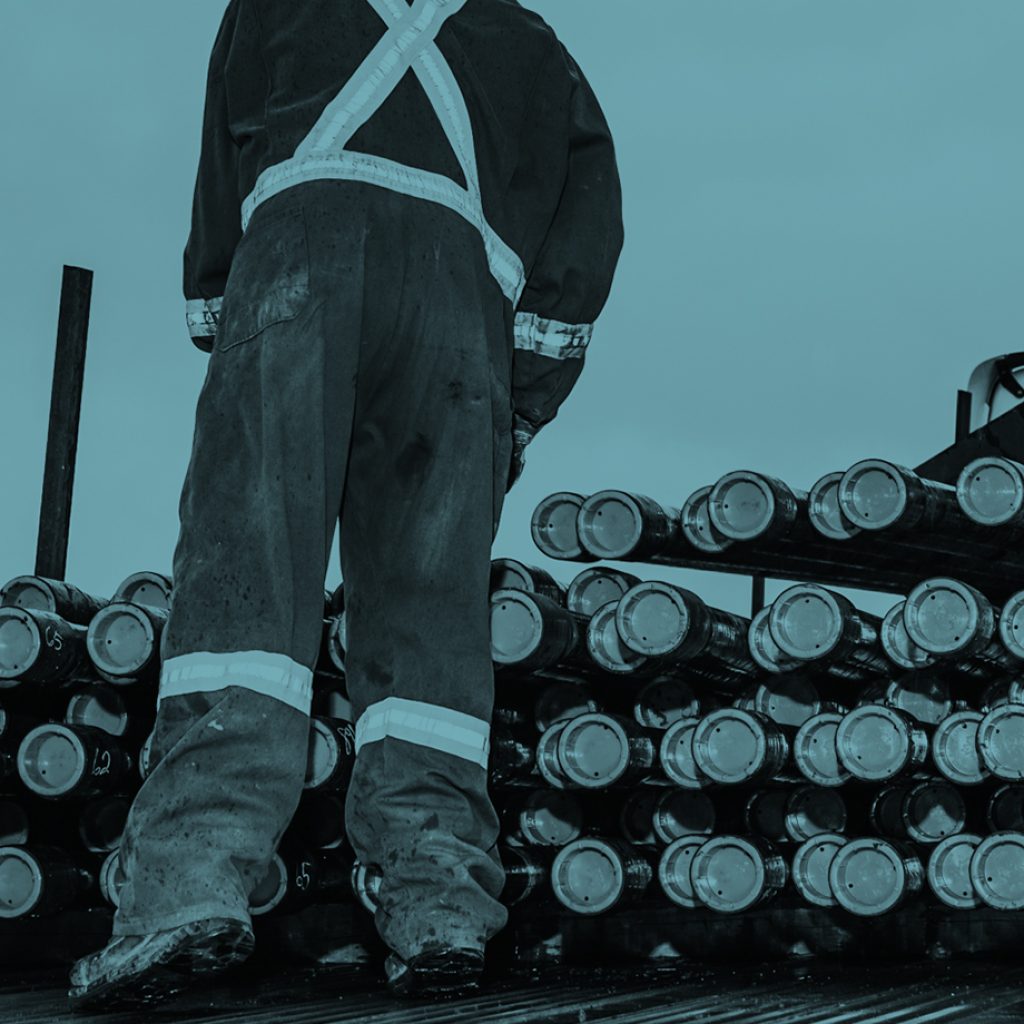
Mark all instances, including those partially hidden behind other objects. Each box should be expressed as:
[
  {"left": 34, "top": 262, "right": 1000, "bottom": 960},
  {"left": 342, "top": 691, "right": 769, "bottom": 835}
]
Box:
[{"left": 217, "top": 204, "right": 311, "bottom": 352}]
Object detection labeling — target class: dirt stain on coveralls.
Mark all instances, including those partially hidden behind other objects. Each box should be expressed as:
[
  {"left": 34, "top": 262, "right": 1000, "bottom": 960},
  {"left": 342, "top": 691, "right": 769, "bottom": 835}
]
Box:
[
  {"left": 364, "top": 659, "right": 392, "bottom": 688},
  {"left": 396, "top": 432, "right": 434, "bottom": 482}
]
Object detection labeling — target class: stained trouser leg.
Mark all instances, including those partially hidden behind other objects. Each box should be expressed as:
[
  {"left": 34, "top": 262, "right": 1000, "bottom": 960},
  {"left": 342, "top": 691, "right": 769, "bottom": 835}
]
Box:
[
  {"left": 340, "top": 199, "right": 515, "bottom": 960},
  {"left": 112, "top": 190, "right": 361, "bottom": 937}
]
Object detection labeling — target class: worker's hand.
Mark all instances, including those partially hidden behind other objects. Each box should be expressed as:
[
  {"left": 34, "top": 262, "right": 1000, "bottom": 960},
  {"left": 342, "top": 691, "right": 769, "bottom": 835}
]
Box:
[
  {"left": 506, "top": 416, "right": 538, "bottom": 493},
  {"left": 507, "top": 435, "right": 528, "bottom": 492}
]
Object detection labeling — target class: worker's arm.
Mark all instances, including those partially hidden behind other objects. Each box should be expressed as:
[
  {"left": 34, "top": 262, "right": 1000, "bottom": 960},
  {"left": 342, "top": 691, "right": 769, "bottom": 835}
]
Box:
[
  {"left": 183, "top": 1, "right": 242, "bottom": 353},
  {"left": 512, "top": 42, "right": 625, "bottom": 447}
]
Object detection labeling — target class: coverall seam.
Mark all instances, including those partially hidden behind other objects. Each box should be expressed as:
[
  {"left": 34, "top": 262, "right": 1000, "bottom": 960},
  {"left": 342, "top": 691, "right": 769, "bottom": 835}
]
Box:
[
  {"left": 333, "top": 223, "right": 369, "bottom": 553},
  {"left": 341, "top": 212, "right": 389, "bottom": 710},
  {"left": 343, "top": 478, "right": 393, "bottom": 708},
  {"left": 150, "top": 690, "right": 234, "bottom": 767},
  {"left": 221, "top": 0, "right": 243, "bottom": 153},
  {"left": 502, "top": 33, "right": 560, "bottom": 285},
  {"left": 190, "top": 1, "right": 243, "bottom": 316},
  {"left": 311, "top": 288, "right": 345, "bottom": 646},
  {"left": 281, "top": 212, "right": 321, "bottom": 661},
  {"left": 511, "top": 33, "right": 558, "bottom": 200},
  {"left": 249, "top": 0, "right": 274, "bottom": 192},
  {"left": 441, "top": 30, "right": 499, "bottom": 195}
]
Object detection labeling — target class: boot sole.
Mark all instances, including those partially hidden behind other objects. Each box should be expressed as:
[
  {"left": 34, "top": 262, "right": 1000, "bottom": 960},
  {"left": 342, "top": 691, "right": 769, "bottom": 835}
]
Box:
[
  {"left": 388, "top": 951, "right": 484, "bottom": 999},
  {"left": 411, "top": 974, "right": 482, "bottom": 999},
  {"left": 68, "top": 920, "right": 254, "bottom": 1012},
  {"left": 168, "top": 922, "right": 255, "bottom": 976}
]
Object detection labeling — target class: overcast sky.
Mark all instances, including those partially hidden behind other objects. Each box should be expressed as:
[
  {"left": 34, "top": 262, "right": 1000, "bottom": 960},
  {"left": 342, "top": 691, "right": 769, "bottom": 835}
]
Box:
[{"left": 2, "top": 0, "right": 1022, "bottom": 618}]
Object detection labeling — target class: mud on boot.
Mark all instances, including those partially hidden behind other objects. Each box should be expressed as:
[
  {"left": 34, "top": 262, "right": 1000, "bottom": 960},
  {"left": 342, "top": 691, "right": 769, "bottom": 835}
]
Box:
[
  {"left": 67, "top": 916, "right": 254, "bottom": 1012},
  {"left": 385, "top": 946, "right": 485, "bottom": 999}
]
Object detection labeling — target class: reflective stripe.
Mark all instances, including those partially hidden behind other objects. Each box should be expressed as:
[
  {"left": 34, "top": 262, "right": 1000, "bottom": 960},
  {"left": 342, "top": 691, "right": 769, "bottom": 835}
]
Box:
[
  {"left": 512, "top": 413, "right": 540, "bottom": 443},
  {"left": 355, "top": 696, "right": 490, "bottom": 768},
  {"left": 514, "top": 312, "right": 593, "bottom": 360},
  {"left": 158, "top": 650, "right": 313, "bottom": 715},
  {"left": 185, "top": 296, "right": 223, "bottom": 338},
  {"left": 239, "top": 0, "right": 525, "bottom": 305},
  {"left": 297, "top": 0, "right": 467, "bottom": 158},
  {"left": 243, "top": 152, "right": 524, "bottom": 302},
  {"left": 372, "top": 0, "right": 479, "bottom": 194}
]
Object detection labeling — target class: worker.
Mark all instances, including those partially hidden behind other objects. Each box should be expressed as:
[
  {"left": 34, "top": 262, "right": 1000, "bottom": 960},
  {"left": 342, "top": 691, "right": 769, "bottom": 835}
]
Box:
[{"left": 68, "top": 0, "right": 622, "bottom": 1009}]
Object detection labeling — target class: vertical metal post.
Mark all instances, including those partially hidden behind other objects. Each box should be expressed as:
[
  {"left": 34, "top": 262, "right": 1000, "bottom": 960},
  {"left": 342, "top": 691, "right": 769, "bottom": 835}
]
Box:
[
  {"left": 955, "top": 389, "right": 973, "bottom": 443},
  {"left": 750, "top": 576, "right": 766, "bottom": 617},
  {"left": 35, "top": 266, "right": 93, "bottom": 580}
]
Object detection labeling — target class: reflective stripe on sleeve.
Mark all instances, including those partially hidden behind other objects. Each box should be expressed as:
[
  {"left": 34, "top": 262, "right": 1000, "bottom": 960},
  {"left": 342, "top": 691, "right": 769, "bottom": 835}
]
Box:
[
  {"left": 355, "top": 696, "right": 490, "bottom": 768},
  {"left": 185, "top": 296, "right": 223, "bottom": 338},
  {"left": 514, "top": 312, "right": 593, "bottom": 360},
  {"left": 159, "top": 650, "right": 313, "bottom": 715}
]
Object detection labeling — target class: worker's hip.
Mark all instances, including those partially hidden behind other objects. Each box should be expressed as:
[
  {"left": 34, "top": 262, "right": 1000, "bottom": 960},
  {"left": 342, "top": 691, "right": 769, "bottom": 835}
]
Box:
[
  {"left": 220, "top": 179, "right": 511, "bottom": 356},
  {"left": 211, "top": 179, "right": 514, "bottom": 457},
  {"left": 206, "top": 176, "right": 515, "bottom": 509}
]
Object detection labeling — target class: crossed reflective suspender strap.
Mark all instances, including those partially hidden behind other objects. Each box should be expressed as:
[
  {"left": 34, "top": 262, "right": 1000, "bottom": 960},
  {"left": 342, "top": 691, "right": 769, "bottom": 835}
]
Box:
[
  {"left": 295, "top": 0, "right": 467, "bottom": 160},
  {"left": 240, "top": 0, "right": 525, "bottom": 304}
]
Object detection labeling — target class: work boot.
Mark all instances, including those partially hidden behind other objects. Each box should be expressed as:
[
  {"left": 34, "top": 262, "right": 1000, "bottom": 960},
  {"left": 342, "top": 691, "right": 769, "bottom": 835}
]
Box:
[
  {"left": 67, "top": 916, "right": 254, "bottom": 1011},
  {"left": 385, "top": 946, "right": 485, "bottom": 999}
]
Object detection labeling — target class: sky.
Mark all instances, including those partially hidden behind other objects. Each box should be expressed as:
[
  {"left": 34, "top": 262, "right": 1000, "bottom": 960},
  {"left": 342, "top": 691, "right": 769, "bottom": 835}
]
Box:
[{"left": 2, "top": 0, "right": 1022, "bottom": 620}]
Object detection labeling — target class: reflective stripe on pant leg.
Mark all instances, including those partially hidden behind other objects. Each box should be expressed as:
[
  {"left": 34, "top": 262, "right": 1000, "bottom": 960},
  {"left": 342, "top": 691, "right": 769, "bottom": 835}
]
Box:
[
  {"left": 355, "top": 696, "right": 490, "bottom": 769},
  {"left": 159, "top": 651, "right": 314, "bottom": 715}
]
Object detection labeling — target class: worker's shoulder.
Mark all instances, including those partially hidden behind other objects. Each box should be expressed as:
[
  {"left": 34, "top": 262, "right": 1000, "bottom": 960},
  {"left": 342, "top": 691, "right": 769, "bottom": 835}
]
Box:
[
  {"left": 485, "top": 0, "right": 557, "bottom": 34},
  {"left": 472, "top": 0, "right": 562, "bottom": 54}
]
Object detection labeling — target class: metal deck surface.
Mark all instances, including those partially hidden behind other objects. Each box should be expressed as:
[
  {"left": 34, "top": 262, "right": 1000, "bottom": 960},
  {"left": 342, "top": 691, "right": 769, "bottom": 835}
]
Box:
[{"left": 4, "top": 961, "right": 1024, "bottom": 1024}]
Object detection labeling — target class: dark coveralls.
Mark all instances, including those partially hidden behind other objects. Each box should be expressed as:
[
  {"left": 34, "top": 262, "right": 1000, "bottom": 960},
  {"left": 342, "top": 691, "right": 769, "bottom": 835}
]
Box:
[{"left": 112, "top": 0, "right": 622, "bottom": 962}]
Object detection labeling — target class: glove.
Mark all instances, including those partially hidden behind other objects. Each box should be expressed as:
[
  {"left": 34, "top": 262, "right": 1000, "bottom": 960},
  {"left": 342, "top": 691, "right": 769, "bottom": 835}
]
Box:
[
  {"left": 507, "top": 416, "right": 539, "bottom": 493},
  {"left": 508, "top": 435, "right": 528, "bottom": 492}
]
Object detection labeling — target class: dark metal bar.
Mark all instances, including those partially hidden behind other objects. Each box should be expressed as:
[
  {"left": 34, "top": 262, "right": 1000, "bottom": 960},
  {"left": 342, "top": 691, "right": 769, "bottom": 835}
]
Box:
[
  {"left": 955, "top": 389, "right": 973, "bottom": 443},
  {"left": 35, "top": 266, "right": 93, "bottom": 581},
  {"left": 750, "top": 576, "right": 766, "bottom": 617}
]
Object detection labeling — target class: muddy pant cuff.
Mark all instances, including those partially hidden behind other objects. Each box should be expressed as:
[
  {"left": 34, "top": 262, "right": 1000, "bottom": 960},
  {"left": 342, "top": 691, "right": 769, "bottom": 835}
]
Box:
[
  {"left": 112, "top": 903, "right": 252, "bottom": 938},
  {"left": 380, "top": 910, "right": 502, "bottom": 961}
]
